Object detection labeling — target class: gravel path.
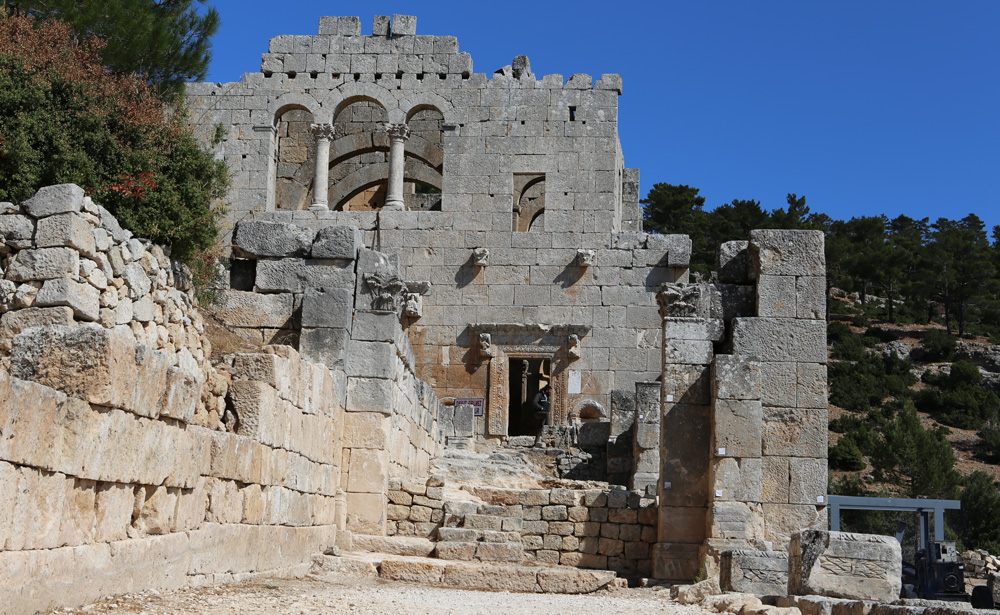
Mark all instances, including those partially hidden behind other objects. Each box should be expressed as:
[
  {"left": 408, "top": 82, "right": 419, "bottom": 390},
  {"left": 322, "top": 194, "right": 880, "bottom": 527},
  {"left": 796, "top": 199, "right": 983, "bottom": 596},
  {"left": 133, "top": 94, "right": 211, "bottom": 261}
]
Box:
[{"left": 45, "top": 573, "right": 711, "bottom": 615}]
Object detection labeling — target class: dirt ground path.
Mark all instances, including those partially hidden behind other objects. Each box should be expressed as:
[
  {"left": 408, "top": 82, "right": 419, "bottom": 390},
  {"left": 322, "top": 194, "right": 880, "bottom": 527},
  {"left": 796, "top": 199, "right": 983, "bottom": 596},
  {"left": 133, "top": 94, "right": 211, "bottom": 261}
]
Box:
[{"left": 43, "top": 572, "right": 712, "bottom": 615}]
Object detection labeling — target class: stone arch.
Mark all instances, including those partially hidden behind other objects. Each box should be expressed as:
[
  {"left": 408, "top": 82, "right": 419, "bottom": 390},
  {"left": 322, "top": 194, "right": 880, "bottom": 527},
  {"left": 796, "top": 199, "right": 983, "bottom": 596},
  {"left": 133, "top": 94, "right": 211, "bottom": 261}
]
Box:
[
  {"left": 400, "top": 92, "right": 460, "bottom": 126},
  {"left": 318, "top": 83, "right": 400, "bottom": 124},
  {"left": 268, "top": 92, "right": 321, "bottom": 124},
  {"left": 272, "top": 104, "right": 320, "bottom": 210},
  {"left": 514, "top": 174, "right": 546, "bottom": 232},
  {"left": 572, "top": 399, "right": 607, "bottom": 422},
  {"left": 330, "top": 161, "right": 442, "bottom": 211}
]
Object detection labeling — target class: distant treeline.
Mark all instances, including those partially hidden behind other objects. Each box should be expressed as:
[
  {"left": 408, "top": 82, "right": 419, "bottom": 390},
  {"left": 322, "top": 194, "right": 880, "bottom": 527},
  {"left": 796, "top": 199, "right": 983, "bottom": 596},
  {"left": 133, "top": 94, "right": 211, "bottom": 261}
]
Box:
[{"left": 643, "top": 183, "right": 1000, "bottom": 338}]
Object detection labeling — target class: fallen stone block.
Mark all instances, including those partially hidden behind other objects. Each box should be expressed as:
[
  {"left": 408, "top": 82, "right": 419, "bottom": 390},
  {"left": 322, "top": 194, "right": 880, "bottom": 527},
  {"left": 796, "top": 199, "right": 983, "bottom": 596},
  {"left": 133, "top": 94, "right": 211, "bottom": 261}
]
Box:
[
  {"left": 672, "top": 577, "right": 723, "bottom": 604},
  {"left": 536, "top": 568, "right": 618, "bottom": 594},
  {"left": 311, "top": 554, "right": 378, "bottom": 578},
  {"left": 721, "top": 549, "right": 788, "bottom": 596},
  {"left": 441, "top": 561, "right": 533, "bottom": 592},
  {"left": 379, "top": 558, "right": 445, "bottom": 584},
  {"left": 788, "top": 530, "right": 901, "bottom": 602}
]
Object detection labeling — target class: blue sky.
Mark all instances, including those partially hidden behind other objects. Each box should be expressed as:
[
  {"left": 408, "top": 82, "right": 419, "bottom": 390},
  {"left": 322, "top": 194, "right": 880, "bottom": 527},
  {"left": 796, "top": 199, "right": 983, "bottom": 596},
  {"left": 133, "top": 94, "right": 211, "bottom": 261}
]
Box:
[{"left": 204, "top": 1, "right": 1000, "bottom": 233}]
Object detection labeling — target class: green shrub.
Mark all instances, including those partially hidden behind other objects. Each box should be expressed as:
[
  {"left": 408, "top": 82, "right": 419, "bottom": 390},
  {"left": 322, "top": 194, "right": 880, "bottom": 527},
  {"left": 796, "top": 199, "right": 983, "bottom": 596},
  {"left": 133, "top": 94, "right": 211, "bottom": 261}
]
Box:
[
  {"left": 828, "top": 321, "right": 854, "bottom": 344},
  {"left": 0, "top": 15, "right": 227, "bottom": 261},
  {"left": 960, "top": 471, "right": 1000, "bottom": 554},
  {"left": 865, "top": 326, "right": 899, "bottom": 344},
  {"left": 950, "top": 361, "right": 983, "bottom": 387},
  {"left": 832, "top": 333, "right": 866, "bottom": 361},
  {"left": 921, "top": 329, "right": 957, "bottom": 361},
  {"left": 829, "top": 414, "right": 863, "bottom": 434},
  {"left": 829, "top": 436, "right": 866, "bottom": 471},
  {"left": 976, "top": 422, "right": 1000, "bottom": 463}
]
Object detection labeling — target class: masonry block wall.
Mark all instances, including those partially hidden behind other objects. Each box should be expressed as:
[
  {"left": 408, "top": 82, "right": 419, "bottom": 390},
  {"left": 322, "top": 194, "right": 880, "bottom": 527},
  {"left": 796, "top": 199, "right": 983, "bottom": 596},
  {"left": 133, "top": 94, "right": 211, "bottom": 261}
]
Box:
[
  {"left": 0, "top": 185, "right": 445, "bottom": 613},
  {"left": 653, "top": 229, "right": 828, "bottom": 582},
  {"left": 186, "top": 15, "right": 683, "bottom": 440}
]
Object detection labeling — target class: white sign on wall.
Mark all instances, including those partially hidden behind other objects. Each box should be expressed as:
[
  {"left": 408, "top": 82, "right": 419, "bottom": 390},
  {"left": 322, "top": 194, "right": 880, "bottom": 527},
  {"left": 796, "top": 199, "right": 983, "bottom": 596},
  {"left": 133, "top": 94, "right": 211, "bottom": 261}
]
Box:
[{"left": 567, "top": 370, "right": 582, "bottom": 395}]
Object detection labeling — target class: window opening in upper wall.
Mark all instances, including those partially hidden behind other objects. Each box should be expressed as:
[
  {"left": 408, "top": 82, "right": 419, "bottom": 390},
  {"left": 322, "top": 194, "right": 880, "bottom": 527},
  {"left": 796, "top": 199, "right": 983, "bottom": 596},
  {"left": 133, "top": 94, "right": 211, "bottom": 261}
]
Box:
[
  {"left": 513, "top": 173, "right": 545, "bottom": 232},
  {"left": 569, "top": 106, "right": 576, "bottom": 121}
]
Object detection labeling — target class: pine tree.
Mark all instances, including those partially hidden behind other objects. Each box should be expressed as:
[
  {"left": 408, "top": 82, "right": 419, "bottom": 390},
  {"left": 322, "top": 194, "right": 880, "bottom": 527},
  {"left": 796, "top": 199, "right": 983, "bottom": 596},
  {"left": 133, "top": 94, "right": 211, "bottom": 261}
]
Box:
[{"left": 9, "top": 0, "right": 219, "bottom": 101}]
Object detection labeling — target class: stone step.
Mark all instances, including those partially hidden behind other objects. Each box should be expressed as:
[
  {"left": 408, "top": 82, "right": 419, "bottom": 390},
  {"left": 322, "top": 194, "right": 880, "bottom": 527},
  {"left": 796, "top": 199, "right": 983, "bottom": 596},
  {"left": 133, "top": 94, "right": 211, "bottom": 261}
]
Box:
[
  {"left": 436, "top": 527, "right": 520, "bottom": 544},
  {"left": 315, "top": 553, "right": 625, "bottom": 594},
  {"left": 349, "top": 534, "right": 436, "bottom": 557},
  {"left": 435, "top": 541, "right": 523, "bottom": 562}
]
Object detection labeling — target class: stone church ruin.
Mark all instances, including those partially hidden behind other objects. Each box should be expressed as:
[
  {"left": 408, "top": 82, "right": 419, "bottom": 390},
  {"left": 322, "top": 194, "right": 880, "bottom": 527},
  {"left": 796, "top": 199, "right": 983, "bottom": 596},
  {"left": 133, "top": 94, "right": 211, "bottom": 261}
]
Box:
[{"left": 0, "top": 15, "right": 829, "bottom": 613}]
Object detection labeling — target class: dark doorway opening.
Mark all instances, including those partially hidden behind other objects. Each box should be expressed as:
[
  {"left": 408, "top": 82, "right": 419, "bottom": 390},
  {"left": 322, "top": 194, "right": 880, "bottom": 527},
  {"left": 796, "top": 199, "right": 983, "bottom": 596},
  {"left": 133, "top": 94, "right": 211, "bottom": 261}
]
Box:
[{"left": 508, "top": 358, "right": 551, "bottom": 437}]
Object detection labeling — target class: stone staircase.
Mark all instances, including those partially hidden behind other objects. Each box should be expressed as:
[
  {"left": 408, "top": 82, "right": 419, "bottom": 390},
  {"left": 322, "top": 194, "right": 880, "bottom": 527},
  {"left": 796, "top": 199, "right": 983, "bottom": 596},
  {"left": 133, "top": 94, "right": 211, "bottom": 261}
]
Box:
[{"left": 316, "top": 533, "right": 625, "bottom": 594}]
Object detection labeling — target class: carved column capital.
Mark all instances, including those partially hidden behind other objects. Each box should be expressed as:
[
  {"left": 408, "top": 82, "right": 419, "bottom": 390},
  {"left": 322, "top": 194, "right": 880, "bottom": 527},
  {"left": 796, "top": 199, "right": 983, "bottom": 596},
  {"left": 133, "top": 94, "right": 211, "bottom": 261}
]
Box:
[
  {"left": 310, "top": 123, "right": 335, "bottom": 141},
  {"left": 385, "top": 122, "right": 411, "bottom": 141}
]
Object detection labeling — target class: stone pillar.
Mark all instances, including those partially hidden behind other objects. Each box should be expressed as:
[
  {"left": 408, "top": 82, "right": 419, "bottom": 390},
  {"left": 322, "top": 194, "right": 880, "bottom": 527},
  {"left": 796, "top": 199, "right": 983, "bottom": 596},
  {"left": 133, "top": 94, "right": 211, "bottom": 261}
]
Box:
[
  {"left": 653, "top": 284, "right": 719, "bottom": 582},
  {"left": 631, "top": 382, "right": 660, "bottom": 495},
  {"left": 383, "top": 123, "right": 410, "bottom": 210},
  {"left": 310, "top": 123, "right": 334, "bottom": 211}
]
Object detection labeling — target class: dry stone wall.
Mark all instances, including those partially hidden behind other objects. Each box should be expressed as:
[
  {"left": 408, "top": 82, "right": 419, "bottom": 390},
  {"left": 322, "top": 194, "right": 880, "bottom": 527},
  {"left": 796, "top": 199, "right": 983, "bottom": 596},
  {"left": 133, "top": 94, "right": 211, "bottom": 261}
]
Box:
[{"left": 385, "top": 481, "right": 657, "bottom": 579}]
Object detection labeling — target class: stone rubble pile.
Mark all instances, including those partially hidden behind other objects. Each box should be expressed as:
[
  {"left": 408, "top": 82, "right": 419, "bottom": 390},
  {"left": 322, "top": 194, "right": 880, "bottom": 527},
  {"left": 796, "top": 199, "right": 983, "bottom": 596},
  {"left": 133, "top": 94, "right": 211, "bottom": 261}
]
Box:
[{"left": 962, "top": 549, "right": 1000, "bottom": 579}]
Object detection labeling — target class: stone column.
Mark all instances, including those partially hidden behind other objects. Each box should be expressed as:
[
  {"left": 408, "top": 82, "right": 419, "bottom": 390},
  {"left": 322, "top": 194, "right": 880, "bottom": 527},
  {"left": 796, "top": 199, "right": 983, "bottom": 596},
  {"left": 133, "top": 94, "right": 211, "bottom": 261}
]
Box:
[
  {"left": 310, "top": 123, "right": 334, "bottom": 211},
  {"left": 383, "top": 123, "right": 411, "bottom": 210}
]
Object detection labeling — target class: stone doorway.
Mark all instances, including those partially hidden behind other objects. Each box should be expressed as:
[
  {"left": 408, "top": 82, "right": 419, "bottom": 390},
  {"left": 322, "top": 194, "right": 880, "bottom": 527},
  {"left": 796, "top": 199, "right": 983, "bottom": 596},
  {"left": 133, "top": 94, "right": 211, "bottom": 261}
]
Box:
[
  {"left": 507, "top": 357, "right": 551, "bottom": 437},
  {"left": 476, "top": 324, "right": 589, "bottom": 438}
]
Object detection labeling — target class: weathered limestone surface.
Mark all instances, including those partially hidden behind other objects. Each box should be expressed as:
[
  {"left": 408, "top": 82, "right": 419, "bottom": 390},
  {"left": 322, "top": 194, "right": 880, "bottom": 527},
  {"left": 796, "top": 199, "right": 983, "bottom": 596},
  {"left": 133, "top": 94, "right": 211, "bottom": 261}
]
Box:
[
  {"left": 720, "top": 549, "right": 788, "bottom": 595},
  {"left": 0, "top": 184, "right": 445, "bottom": 614},
  {"left": 788, "top": 530, "right": 902, "bottom": 602}
]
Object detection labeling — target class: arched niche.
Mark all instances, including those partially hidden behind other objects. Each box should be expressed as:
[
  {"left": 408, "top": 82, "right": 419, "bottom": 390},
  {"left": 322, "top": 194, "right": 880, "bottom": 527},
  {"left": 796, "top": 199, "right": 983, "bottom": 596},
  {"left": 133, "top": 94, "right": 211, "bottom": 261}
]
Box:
[
  {"left": 513, "top": 174, "right": 546, "bottom": 232},
  {"left": 273, "top": 106, "right": 316, "bottom": 210}
]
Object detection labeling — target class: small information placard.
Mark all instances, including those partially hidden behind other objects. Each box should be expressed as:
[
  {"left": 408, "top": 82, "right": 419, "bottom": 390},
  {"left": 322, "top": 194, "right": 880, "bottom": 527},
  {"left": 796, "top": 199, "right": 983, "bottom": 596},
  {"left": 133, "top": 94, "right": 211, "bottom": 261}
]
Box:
[
  {"left": 455, "top": 398, "right": 485, "bottom": 417},
  {"left": 568, "top": 370, "right": 582, "bottom": 395}
]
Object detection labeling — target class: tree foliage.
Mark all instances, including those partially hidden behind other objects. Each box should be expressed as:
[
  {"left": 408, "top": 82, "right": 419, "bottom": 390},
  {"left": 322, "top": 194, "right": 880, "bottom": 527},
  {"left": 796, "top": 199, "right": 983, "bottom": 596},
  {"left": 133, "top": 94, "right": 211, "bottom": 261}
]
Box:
[
  {"left": 9, "top": 0, "right": 219, "bottom": 101},
  {"left": 0, "top": 13, "right": 227, "bottom": 260},
  {"left": 959, "top": 471, "right": 1000, "bottom": 553}
]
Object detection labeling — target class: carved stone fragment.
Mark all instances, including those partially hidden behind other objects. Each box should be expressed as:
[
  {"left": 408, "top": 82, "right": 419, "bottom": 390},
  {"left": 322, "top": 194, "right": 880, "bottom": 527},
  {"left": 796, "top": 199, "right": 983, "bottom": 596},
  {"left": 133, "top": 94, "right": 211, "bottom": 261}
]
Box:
[
  {"left": 472, "top": 247, "right": 489, "bottom": 267},
  {"left": 363, "top": 264, "right": 406, "bottom": 313},
  {"left": 657, "top": 283, "right": 702, "bottom": 318},
  {"left": 788, "top": 530, "right": 902, "bottom": 601}
]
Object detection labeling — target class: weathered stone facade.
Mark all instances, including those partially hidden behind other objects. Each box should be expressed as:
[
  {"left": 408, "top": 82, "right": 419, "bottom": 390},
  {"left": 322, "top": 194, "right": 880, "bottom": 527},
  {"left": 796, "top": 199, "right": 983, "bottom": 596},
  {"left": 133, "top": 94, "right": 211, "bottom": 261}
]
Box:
[
  {"left": 1, "top": 14, "right": 833, "bottom": 613},
  {"left": 187, "top": 14, "right": 681, "bottom": 445},
  {"left": 653, "top": 231, "right": 829, "bottom": 581}
]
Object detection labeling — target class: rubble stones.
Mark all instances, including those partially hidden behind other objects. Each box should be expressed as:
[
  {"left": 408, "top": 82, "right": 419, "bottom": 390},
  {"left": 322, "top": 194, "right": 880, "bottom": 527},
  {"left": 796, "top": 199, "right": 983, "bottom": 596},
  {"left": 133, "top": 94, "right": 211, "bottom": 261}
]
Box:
[
  {"left": 6, "top": 247, "right": 79, "bottom": 282},
  {"left": 22, "top": 183, "right": 84, "bottom": 218}
]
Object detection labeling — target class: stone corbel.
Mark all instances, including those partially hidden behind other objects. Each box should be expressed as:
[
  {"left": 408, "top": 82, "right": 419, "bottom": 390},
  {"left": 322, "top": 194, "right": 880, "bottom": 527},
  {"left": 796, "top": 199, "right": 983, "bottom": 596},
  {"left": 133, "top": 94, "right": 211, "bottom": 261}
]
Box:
[
  {"left": 567, "top": 334, "right": 581, "bottom": 360},
  {"left": 576, "top": 249, "right": 595, "bottom": 267},
  {"left": 473, "top": 247, "right": 490, "bottom": 267},
  {"left": 402, "top": 280, "right": 431, "bottom": 319},
  {"left": 477, "top": 332, "right": 494, "bottom": 358}
]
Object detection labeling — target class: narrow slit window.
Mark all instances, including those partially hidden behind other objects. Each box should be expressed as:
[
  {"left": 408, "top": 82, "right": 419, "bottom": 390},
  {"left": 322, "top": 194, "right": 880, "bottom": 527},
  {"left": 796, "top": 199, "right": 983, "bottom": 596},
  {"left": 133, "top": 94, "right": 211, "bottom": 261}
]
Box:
[{"left": 569, "top": 106, "right": 576, "bottom": 121}]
